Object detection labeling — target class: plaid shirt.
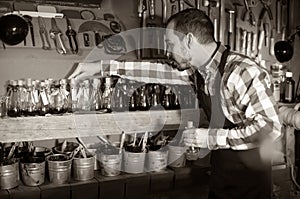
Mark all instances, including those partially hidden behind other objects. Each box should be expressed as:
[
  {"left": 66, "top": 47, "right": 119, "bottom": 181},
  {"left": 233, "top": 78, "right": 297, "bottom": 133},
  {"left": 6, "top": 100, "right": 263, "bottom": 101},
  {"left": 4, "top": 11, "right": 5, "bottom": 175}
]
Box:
[{"left": 78, "top": 45, "right": 282, "bottom": 150}]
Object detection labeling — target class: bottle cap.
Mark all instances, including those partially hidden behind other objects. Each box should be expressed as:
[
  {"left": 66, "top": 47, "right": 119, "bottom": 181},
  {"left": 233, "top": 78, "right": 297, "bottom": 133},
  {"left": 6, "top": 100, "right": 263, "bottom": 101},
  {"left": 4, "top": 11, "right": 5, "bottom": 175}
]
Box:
[
  {"left": 17, "top": 79, "right": 24, "bottom": 86},
  {"left": 40, "top": 81, "right": 45, "bottom": 87},
  {"left": 12, "top": 80, "right": 17, "bottom": 86},
  {"left": 60, "top": 79, "right": 67, "bottom": 85},
  {"left": 286, "top": 72, "right": 293, "bottom": 78},
  {"left": 187, "top": 121, "right": 194, "bottom": 128}
]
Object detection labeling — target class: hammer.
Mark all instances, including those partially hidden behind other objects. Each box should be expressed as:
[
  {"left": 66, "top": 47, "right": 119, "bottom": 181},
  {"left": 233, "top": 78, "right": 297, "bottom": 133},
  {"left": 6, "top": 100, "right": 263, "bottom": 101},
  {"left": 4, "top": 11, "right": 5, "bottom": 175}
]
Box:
[{"left": 225, "top": 8, "right": 236, "bottom": 50}]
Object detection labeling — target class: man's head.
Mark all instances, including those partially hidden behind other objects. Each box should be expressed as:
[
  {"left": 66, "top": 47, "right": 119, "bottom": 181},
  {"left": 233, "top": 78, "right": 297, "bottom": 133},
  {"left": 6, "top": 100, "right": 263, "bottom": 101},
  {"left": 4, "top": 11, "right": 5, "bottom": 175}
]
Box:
[{"left": 165, "top": 8, "right": 216, "bottom": 71}]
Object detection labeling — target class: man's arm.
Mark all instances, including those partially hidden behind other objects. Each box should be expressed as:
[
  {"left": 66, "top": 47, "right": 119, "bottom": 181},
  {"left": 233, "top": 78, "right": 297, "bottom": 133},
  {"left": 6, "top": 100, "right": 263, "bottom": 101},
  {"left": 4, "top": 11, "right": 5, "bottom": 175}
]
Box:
[
  {"left": 208, "top": 64, "right": 282, "bottom": 150},
  {"left": 68, "top": 60, "right": 192, "bottom": 86}
]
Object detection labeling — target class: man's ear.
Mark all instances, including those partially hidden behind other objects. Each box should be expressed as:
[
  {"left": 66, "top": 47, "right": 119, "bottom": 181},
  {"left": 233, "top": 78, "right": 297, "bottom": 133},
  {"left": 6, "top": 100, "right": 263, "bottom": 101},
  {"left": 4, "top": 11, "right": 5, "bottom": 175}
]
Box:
[{"left": 185, "top": 33, "right": 194, "bottom": 49}]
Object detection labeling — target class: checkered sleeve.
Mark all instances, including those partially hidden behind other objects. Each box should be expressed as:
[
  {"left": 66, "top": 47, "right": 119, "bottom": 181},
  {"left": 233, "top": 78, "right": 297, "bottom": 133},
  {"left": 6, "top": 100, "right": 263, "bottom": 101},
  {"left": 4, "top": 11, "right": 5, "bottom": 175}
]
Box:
[
  {"left": 95, "top": 60, "right": 192, "bottom": 85},
  {"left": 208, "top": 62, "right": 282, "bottom": 150}
]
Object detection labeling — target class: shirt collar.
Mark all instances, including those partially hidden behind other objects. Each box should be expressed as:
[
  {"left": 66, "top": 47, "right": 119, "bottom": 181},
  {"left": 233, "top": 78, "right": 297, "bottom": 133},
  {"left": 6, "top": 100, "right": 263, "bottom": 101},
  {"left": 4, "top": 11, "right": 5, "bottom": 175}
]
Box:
[{"left": 198, "top": 42, "right": 226, "bottom": 78}]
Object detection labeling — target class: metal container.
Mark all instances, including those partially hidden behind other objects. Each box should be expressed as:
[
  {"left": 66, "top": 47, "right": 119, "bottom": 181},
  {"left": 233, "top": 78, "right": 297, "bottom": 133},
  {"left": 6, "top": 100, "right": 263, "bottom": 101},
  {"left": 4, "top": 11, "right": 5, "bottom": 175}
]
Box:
[
  {"left": 33, "top": 146, "right": 52, "bottom": 157},
  {"left": 145, "top": 150, "right": 168, "bottom": 172},
  {"left": 123, "top": 150, "right": 146, "bottom": 174},
  {"left": 167, "top": 145, "right": 187, "bottom": 168},
  {"left": 20, "top": 157, "right": 45, "bottom": 186},
  {"left": 46, "top": 154, "right": 72, "bottom": 184},
  {"left": 72, "top": 154, "right": 95, "bottom": 181},
  {"left": 52, "top": 142, "right": 79, "bottom": 156},
  {"left": 0, "top": 158, "right": 19, "bottom": 189},
  {"left": 99, "top": 152, "right": 122, "bottom": 176}
]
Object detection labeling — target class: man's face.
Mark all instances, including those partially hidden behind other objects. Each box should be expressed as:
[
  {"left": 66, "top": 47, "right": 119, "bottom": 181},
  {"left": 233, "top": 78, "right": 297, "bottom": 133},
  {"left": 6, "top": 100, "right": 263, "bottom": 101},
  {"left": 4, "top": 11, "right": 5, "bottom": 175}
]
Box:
[{"left": 165, "top": 21, "right": 192, "bottom": 71}]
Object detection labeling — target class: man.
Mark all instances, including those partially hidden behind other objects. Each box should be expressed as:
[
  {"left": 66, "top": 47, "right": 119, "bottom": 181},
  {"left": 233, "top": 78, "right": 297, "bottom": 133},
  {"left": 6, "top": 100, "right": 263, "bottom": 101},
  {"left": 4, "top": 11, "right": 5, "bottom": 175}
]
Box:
[
  {"left": 68, "top": 8, "right": 282, "bottom": 199},
  {"left": 165, "top": 9, "right": 281, "bottom": 199}
]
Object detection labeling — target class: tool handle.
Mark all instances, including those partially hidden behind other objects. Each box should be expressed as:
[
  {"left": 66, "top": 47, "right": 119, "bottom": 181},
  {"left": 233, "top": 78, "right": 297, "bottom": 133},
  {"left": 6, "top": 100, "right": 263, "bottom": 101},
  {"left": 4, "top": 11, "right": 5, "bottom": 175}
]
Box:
[
  {"left": 241, "top": 29, "right": 247, "bottom": 55},
  {"left": 95, "top": 32, "right": 102, "bottom": 47},
  {"left": 258, "top": 29, "right": 265, "bottom": 51},
  {"left": 55, "top": 33, "right": 67, "bottom": 54},
  {"left": 276, "top": 0, "right": 281, "bottom": 33},
  {"left": 66, "top": 29, "right": 78, "bottom": 54}
]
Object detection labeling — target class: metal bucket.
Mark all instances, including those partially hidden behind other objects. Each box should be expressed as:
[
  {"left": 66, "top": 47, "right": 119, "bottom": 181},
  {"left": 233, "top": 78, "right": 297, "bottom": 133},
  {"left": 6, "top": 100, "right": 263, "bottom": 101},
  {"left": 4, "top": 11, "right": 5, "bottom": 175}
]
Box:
[
  {"left": 99, "top": 153, "right": 122, "bottom": 176},
  {"left": 52, "top": 142, "right": 79, "bottom": 156},
  {"left": 20, "top": 157, "right": 45, "bottom": 186},
  {"left": 123, "top": 150, "right": 146, "bottom": 174},
  {"left": 46, "top": 154, "right": 72, "bottom": 184},
  {"left": 167, "top": 145, "right": 187, "bottom": 168},
  {"left": 0, "top": 158, "right": 19, "bottom": 189},
  {"left": 72, "top": 154, "right": 95, "bottom": 181},
  {"left": 33, "top": 146, "right": 52, "bottom": 157},
  {"left": 145, "top": 150, "right": 169, "bottom": 172}
]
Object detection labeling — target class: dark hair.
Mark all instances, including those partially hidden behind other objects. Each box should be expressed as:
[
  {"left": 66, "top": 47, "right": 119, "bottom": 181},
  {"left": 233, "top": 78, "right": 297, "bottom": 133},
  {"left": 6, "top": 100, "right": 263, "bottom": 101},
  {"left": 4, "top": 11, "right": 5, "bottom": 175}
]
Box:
[{"left": 166, "top": 8, "right": 215, "bottom": 44}]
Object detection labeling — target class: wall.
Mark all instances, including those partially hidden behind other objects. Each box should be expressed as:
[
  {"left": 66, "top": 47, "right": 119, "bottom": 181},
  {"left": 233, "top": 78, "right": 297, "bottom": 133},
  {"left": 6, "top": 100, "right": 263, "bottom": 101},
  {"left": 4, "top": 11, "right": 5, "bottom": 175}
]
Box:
[{"left": 0, "top": 0, "right": 139, "bottom": 95}]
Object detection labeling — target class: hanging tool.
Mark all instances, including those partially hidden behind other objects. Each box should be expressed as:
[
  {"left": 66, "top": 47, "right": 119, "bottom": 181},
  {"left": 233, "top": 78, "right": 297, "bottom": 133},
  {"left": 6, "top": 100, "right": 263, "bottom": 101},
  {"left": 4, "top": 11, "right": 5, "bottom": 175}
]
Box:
[
  {"left": 149, "top": 0, "right": 155, "bottom": 20},
  {"left": 83, "top": 33, "right": 90, "bottom": 47},
  {"left": 241, "top": 28, "right": 247, "bottom": 55},
  {"left": 251, "top": 32, "right": 257, "bottom": 57},
  {"left": 269, "top": 29, "right": 275, "bottom": 56},
  {"left": 23, "top": 15, "right": 35, "bottom": 46},
  {"left": 161, "top": 0, "right": 167, "bottom": 25},
  {"left": 171, "top": 4, "right": 177, "bottom": 15},
  {"left": 78, "top": 21, "right": 112, "bottom": 47},
  {"left": 49, "top": 18, "right": 67, "bottom": 55},
  {"left": 38, "top": 16, "right": 51, "bottom": 50},
  {"left": 257, "top": 28, "right": 265, "bottom": 57},
  {"left": 276, "top": 0, "right": 281, "bottom": 33},
  {"left": 242, "top": 0, "right": 256, "bottom": 26},
  {"left": 246, "top": 31, "right": 252, "bottom": 57},
  {"left": 195, "top": 0, "right": 200, "bottom": 9},
  {"left": 263, "top": 23, "right": 270, "bottom": 47},
  {"left": 225, "top": 8, "right": 235, "bottom": 50},
  {"left": 65, "top": 17, "right": 78, "bottom": 54},
  {"left": 258, "top": 0, "right": 273, "bottom": 28},
  {"left": 233, "top": 2, "right": 243, "bottom": 51}
]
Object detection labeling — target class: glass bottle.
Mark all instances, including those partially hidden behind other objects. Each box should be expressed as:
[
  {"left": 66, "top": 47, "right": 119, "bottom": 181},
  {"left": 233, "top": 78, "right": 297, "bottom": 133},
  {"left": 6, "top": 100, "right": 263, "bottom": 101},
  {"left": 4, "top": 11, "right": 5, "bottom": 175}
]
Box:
[
  {"left": 128, "top": 80, "right": 137, "bottom": 111},
  {"left": 7, "top": 80, "right": 20, "bottom": 117},
  {"left": 138, "top": 85, "right": 148, "bottom": 111},
  {"left": 68, "top": 78, "right": 78, "bottom": 112},
  {"left": 59, "top": 79, "right": 69, "bottom": 114},
  {"left": 151, "top": 84, "right": 161, "bottom": 109},
  {"left": 50, "top": 80, "right": 63, "bottom": 114},
  {"left": 284, "top": 72, "right": 295, "bottom": 103},
  {"left": 101, "top": 77, "right": 112, "bottom": 112},
  {"left": 90, "top": 78, "right": 101, "bottom": 111},
  {"left": 162, "top": 86, "right": 172, "bottom": 109},
  {"left": 77, "top": 79, "right": 91, "bottom": 112},
  {"left": 38, "top": 81, "right": 50, "bottom": 116},
  {"left": 17, "top": 79, "right": 27, "bottom": 116},
  {"left": 24, "top": 78, "right": 37, "bottom": 116}
]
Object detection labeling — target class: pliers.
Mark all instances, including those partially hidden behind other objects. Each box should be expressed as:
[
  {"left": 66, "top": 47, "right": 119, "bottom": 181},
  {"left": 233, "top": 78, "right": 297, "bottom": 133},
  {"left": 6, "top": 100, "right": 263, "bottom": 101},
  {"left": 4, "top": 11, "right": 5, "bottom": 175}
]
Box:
[
  {"left": 49, "top": 18, "right": 67, "bottom": 55},
  {"left": 38, "top": 17, "right": 51, "bottom": 50},
  {"left": 242, "top": 0, "right": 256, "bottom": 26},
  {"left": 258, "top": 0, "right": 273, "bottom": 27},
  {"left": 65, "top": 18, "right": 78, "bottom": 54}
]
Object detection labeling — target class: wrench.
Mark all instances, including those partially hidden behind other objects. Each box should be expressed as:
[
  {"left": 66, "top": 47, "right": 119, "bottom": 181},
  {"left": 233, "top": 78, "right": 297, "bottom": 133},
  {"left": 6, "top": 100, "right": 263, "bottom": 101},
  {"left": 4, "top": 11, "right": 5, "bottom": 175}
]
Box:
[
  {"left": 49, "top": 18, "right": 67, "bottom": 55},
  {"left": 23, "top": 15, "right": 35, "bottom": 46},
  {"left": 38, "top": 17, "right": 51, "bottom": 50}
]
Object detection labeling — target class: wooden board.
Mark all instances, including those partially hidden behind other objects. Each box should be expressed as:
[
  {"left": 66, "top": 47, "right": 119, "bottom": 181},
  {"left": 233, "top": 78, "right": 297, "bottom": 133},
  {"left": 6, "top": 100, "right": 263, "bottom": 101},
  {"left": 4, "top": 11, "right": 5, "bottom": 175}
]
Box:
[{"left": 0, "top": 109, "right": 200, "bottom": 143}]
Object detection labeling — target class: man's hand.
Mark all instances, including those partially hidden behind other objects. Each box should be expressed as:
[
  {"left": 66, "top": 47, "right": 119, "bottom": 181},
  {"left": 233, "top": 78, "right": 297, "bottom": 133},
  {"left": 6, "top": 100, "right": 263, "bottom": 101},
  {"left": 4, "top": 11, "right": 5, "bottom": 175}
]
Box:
[
  {"left": 183, "top": 128, "right": 209, "bottom": 148},
  {"left": 67, "top": 62, "right": 102, "bottom": 80}
]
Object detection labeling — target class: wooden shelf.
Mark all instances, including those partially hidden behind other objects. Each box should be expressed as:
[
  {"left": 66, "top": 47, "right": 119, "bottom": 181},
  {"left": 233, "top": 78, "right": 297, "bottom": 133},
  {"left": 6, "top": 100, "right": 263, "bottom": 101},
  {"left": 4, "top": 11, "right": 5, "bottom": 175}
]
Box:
[{"left": 0, "top": 109, "right": 200, "bottom": 143}]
